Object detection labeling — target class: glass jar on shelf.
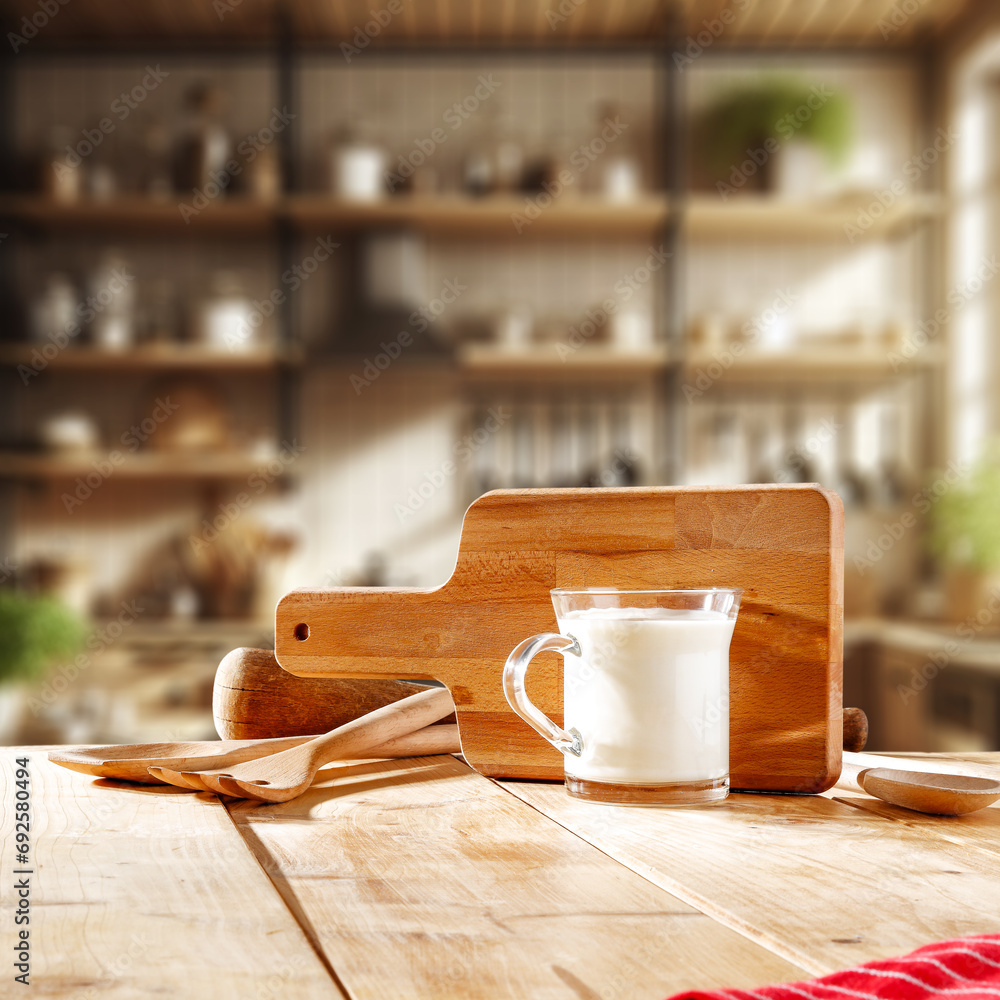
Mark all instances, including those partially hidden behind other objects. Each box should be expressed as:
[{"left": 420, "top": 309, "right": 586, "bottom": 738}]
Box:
[
  {"left": 173, "top": 82, "right": 231, "bottom": 194},
  {"left": 40, "top": 126, "right": 83, "bottom": 203},
  {"left": 197, "top": 271, "right": 259, "bottom": 353},
  {"left": 330, "top": 121, "right": 387, "bottom": 202},
  {"left": 594, "top": 101, "right": 642, "bottom": 202}
]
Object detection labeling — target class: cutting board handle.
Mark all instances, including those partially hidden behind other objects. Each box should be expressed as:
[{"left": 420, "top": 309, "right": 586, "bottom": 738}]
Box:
[{"left": 275, "top": 586, "right": 450, "bottom": 681}]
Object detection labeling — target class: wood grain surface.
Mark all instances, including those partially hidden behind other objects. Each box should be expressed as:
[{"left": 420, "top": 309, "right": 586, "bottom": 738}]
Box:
[
  {"left": 8, "top": 749, "right": 1000, "bottom": 1000},
  {"left": 224, "top": 753, "right": 809, "bottom": 999},
  {"left": 2, "top": 750, "right": 337, "bottom": 997},
  {"left": 826, "top": 754, "right": 1000, "bottom": 861},
  {"left": 505, "top": 778, "right": 1000, "bottom": 976},
  {"left": 275, "top": 485, "right": 844, "bottom": 791}
]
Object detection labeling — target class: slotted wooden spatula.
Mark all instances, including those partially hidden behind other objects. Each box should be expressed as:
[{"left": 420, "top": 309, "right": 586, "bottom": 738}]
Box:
[
  {"left": 155, "top": 686, "right": 456, "bottom": 801},
  {"left": 49, "top": 725, "right": 460, "bottom": 785}
]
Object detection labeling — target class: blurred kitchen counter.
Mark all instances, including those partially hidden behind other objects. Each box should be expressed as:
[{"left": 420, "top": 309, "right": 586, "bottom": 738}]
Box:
[
  {"left": 845, "top": 616, "right": 1000, "bottom": 754},
  {"left": 17, "top": 619, "right": 274, "bottom": 747}
]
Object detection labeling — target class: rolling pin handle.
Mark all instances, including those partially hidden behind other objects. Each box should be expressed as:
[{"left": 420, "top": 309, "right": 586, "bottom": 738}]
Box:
[{"left": 842, "top": 707, "right": 869, "bottom": 753}]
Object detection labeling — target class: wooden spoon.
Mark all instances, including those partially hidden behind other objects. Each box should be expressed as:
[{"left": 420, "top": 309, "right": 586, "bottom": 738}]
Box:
[
  {"left": 148, "top": 724, "right": 460, "bottom": 789},
  {"left": 50, "top": 736, "right": 316, "bottom": 784},
  {"left": 156, "top": 686, "right": 456, "bottom": 802},
  {"left": 839, "top": 751, "right": 1000, "bottom": 815}
]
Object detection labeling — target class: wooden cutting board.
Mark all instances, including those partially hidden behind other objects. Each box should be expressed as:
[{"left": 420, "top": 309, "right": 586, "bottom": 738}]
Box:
[{"left": 275, "top": 485, "right": 844, "bottom": 792}]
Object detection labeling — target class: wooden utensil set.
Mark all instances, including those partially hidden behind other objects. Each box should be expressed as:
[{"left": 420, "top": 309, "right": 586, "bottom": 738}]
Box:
[
  {"left": 47, "top": 487, "right": 1000, "bottom": 813},
  {"left": 51, "top": 649, "right": 460, "bottom": 803},
  {"left": 49, "top": 646, "right": 1000, "bottom": 814}
]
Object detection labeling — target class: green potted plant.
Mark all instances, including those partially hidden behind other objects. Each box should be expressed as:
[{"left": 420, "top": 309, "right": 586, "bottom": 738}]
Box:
[
  {"left": 0, "top": 591, "right": 86, "bottom": 741},
  {"left": 698, "top": 76, "right": 852, "bottom": 195},
  {"left": 928, "top": 454, "right": 1000, "bottom": 623}
]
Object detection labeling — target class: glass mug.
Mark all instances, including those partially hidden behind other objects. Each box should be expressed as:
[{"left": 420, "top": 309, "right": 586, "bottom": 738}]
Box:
[{"left": 503, "top": 587, "right": 742, "bottom": 806}]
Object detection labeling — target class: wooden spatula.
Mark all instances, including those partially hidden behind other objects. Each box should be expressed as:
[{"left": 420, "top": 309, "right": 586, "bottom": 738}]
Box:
[
  {"left": 50, "top": 726, "right": 460, "bottom": 785},
  {"left": 155, "top": 686, "right": 456, "bottom": 802}
]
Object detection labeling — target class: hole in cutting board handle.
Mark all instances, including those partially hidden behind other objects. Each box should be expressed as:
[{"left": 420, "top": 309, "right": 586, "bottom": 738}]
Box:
[{"left": 294, "top": 623, "right": 310, "bottom": 641}]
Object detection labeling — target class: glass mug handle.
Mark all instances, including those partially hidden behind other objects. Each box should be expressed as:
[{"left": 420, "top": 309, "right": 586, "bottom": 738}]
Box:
[{"left": 502, "top": 632, "right": 583, "bottom": 757}]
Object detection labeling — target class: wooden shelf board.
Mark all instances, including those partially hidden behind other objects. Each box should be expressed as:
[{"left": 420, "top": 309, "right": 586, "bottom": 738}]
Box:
[
  {"left": 685, "top": 347, "right": 944, "bottom": 382},
  {"left": 2, "top": 0, "right": 973, "bottom": 48},
  {"left": 3, "top": 194, "right": 943, "bottom": 243},
  {"left": 459, "top": 344, "right": 673, "bottom": 377},
  {"left": 0, "top": 344, "right": 300, "bottom": 371},
  {"left": 101, "top": 619, "right": 275, "bottom": 644},
  {"left": 0, "top": 197, "right": 277, "bottom": 235},
  {"left": 683, "top": 194, "right": 943, "bottom": 242},
  {"left": 0, "top": 452, "right": 286, "bottom": 481},
  {"left": 287, "top": 194, "right": 672, "bottom": 238},
  {"left": 2, "top": 194, "right": 671, "bottom": 239}
]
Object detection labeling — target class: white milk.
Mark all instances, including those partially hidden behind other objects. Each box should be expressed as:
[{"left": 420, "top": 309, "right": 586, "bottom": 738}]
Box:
[{"left": 558, "top": 607, "right": 734, "bottom": 784}]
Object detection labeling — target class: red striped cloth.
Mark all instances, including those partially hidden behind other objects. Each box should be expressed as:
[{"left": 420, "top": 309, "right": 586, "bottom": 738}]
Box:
[{"left": 667, "top": 936, "right": 1000, "bottom": 1000}]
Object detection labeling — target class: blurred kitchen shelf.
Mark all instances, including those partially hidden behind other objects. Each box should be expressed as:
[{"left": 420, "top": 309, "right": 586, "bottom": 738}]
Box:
[
  {"left": 285, "top": 194, "right": 672, "bottom": 239},
  {"left": 0, "top": 196, "right": 277, "bottom": 236},
  {"left": 0, "top": 451, "right": 289, "bottom": 481},
  {"left": 109, "top": 619, "right": 275, "bottom": 646},
  {"left": 0, "top": 195, "right": 673, "bottom": 240},
  {"left": 0, "top": 344, "right": 302, "bottom": 371},
  {"left": 0, "top": 0, "right": 976, "bottom": 49},
  {"left": 684, "top": 346, "right": 945, "bottom": 382},
  {"left": 459, "top": 344, "right": 674, "bottom": 377},
  {"left": 683, "top": 193, "right": 943, "bottom": 242}
]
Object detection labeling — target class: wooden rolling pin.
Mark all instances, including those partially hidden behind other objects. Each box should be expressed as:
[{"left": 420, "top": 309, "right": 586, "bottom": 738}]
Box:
[
  {"left": 214, "top": 647, "right": 456, "bottom": 739},
  {"left": 218, "top": 647, "right": 869, "bottom": 752},
  {"left": 842, "top": 707, "right": 868, "bottom": 753}
]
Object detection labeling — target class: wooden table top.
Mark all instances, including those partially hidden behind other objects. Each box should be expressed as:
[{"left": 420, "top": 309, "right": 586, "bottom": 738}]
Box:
[{"left": 7, "top": 748, "right": 1000, "bottom": 999}]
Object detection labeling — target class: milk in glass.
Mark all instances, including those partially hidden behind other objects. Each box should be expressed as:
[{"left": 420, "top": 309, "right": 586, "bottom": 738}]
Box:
[{"left": 558, "top": 607, "right": 734, "bottom": 785}]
